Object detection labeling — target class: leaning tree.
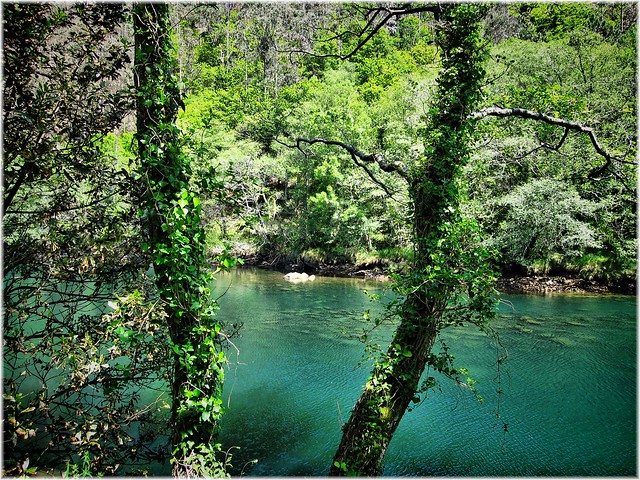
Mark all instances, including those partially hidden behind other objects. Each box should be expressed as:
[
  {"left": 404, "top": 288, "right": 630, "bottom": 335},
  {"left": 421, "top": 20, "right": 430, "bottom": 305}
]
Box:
[
  {"left": 273, "top": 3, "right": 629, "bottom": 475},
  {"left": 325, "top": 5, "right": 497, "bottom": 474}
]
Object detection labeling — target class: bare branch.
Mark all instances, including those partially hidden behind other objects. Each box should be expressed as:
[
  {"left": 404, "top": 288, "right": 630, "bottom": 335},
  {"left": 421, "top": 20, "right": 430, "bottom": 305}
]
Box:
[
  {"left": 296, "top": 137, "right": 409, "bottom": 179},
  {"left": 554, "top": 127, "right": 570, "bottom": 151},
  {"left": 275, "top": 135, "right": 408, "bottom": 197},
  {"left": 469, "top": 106, "right": 621, "bottom": 178},
  {"left": 349, "top": 153, "right": 399, "bottom": 198},
  {"left": 279, "top": 4, "right": 437, "bottom": 61}
]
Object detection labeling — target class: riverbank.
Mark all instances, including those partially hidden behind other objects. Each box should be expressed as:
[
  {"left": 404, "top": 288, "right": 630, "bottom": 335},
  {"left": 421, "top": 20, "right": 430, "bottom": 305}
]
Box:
[
  {"left": 496, "top": 274, "right": 635, "bottom": 295},
  {"left": 240, "top": 257, "right": 635, "bottom": 295}
]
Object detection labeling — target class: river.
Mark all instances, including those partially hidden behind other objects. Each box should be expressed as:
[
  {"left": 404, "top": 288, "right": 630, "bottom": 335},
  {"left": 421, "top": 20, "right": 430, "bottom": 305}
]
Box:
[{"left": 213, "top": 268, "right": 636, "bottom": 476}]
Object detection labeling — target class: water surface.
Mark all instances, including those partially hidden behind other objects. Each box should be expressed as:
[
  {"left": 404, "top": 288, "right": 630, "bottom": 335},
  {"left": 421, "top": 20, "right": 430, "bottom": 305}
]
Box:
[{"left": 214, "top": 268, "right": 636, "bottom": 476}]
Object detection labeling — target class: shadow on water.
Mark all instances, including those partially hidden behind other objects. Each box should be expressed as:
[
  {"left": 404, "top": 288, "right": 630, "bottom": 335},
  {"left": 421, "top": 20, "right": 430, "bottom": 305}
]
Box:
[{"left": 221, "top": 381, "right": 346, "bottom": 476}]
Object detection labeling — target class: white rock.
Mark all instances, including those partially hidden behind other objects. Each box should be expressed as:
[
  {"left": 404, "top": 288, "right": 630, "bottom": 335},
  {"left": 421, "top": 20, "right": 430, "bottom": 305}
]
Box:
[{"left": 284, "top": 272, "right": 315, "bottom": 282}]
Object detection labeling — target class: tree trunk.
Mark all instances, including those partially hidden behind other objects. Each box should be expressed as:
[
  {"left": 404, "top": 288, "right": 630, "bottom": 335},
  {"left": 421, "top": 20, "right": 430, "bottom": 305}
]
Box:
[
  {"left": 133, "top": 4, "right": 226, "bottom": 477},
  {"left": 330, "top": 4, "right": 488, "bottom": 476},
  {"left": 331, "top": 313, "right": 439, "bottom": 475}
]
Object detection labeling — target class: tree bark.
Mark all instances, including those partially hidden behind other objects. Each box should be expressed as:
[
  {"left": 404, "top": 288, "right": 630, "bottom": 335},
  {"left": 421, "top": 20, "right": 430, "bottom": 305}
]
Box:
[
  {"left": 331, "top": 311, "right": 439, "bottom": 475},
  {"left": 134, "top": 4, "right": 225, "bottom": 477},
  {"left": 330, "top": 4, "right": 488, "bottom": 475}
]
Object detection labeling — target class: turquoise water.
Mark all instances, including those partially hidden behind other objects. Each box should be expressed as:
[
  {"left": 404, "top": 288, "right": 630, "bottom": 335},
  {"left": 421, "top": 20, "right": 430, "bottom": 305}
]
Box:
[{"left": 214, "top": 268, "right": 636, "bottom": 476}]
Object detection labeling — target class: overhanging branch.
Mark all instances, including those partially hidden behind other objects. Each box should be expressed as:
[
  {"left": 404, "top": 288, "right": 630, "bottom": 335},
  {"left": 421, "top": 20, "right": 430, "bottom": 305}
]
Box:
[
  {"left": 469, "top": 106, "right": 622, "bottom": 179},
  {"left": 276, "top": 136, "right": 408, "bottom": 197}
]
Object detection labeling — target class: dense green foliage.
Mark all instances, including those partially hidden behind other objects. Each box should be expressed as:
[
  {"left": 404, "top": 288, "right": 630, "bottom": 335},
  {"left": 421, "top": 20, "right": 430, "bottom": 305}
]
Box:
[
  {"left": 469, "top": 11, "right": 636, "bottom": 281},
  {"left": 2, "top": 4, "right": 171, "bottom": 476},
  {"left": 3, "top": 3, "right": 232, "bottom": 476},
  {"left": 169, "top": 3, "right": 635, "bottom": 283},
  {"left": 2, "top": 2, "right": 636, "bottom": 477}
]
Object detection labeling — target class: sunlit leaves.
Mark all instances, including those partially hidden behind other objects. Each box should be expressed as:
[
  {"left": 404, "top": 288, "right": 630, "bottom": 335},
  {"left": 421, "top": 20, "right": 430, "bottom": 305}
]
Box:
[{"left": 491, "top": 178, "right": 602, "bottom": 265}]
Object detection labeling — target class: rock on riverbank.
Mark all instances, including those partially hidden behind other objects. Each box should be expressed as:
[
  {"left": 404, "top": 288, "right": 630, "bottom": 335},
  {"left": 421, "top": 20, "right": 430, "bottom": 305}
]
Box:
[
  {"left": 497, "top": 275, "right": 635, "bottom": 295},
  {"left": 240, "top": 257, "right": 634, "bottom": 295}
]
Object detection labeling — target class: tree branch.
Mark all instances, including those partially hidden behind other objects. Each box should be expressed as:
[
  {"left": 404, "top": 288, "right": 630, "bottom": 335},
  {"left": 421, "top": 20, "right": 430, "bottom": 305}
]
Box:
[
  {"left": 275, "top": 135, "right": 408, "bottom": 198},
  {"left": 296, "top": 137, "right": 408, "bottom": 178},
  {"left": 280, "top": 4, "right": 438, "bottom": 61},
  {"left": 469, "top": 106, "right": 621, "bottom": 178}
]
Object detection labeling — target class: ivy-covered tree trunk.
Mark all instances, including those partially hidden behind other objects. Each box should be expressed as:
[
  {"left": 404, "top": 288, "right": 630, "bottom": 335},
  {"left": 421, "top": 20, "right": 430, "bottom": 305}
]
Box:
[
  {"left": 330, "top": 5, "right": 493, "bottom": 476},
  {"left": 133, "top": 5, "right": 226, "bottom": 477}
]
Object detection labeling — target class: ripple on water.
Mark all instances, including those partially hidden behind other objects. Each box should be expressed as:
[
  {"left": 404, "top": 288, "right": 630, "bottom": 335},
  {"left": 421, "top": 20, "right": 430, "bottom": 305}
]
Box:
[{"left": 216, "top": 274, "right": 636, "bottom": 476}]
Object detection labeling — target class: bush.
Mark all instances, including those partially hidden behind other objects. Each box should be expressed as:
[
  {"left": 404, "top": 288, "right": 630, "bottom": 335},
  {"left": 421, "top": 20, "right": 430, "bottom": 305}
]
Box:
[{"left": 491, "top": 178, "right": 601, "bottom": 265}]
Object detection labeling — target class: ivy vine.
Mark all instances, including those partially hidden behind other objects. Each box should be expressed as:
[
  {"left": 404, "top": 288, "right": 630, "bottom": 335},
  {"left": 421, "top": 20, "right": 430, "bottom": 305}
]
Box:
[
  {"left": 331, "top": 5, "right": 503, "bottom": 476},
  {"left": 132, "top": 4, "right": 235, "bottom": 476}
]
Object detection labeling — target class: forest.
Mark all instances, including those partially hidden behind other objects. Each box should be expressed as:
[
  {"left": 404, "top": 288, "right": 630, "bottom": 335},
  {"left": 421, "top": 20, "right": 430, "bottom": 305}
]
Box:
[{"left": 3, "top": 2, "right": 637, "bottom": 477}]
